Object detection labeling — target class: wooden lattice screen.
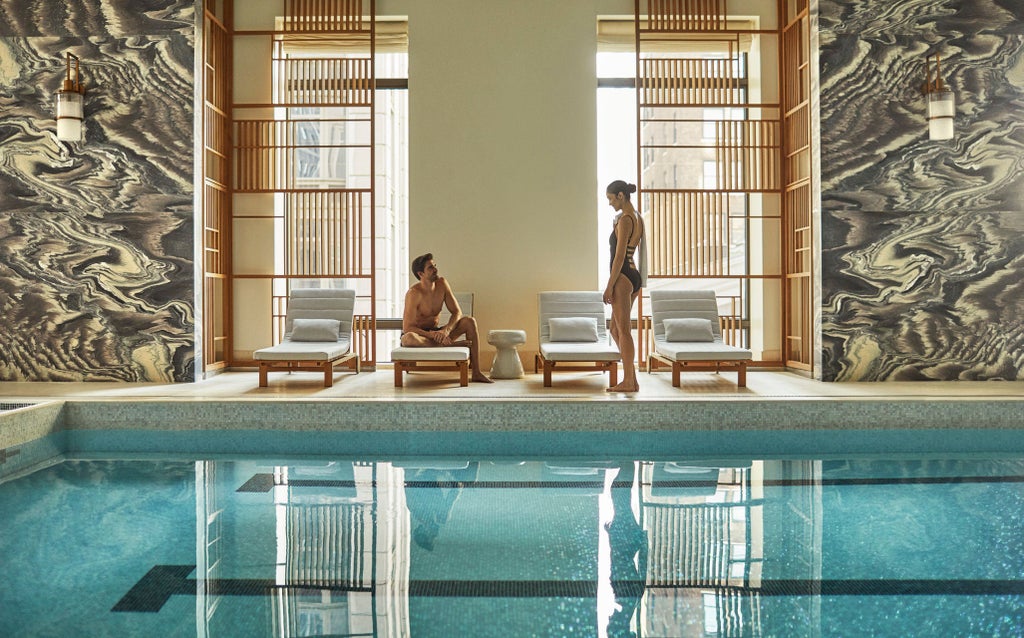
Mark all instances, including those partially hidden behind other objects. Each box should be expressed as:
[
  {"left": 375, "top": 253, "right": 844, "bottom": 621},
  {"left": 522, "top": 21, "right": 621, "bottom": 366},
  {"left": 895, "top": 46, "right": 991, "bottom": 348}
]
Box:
[
  {"left": 634, "top": 0, "right": 788, "bottom": 364},
  {"left": 782, "top": 0, "right": 814, "bottom": 370},
  {"left": 202, "top": 0, "right": 230, "bottom": 372},
  {"left": 227, "top": 0, "right": 379, "bottom": 367}
]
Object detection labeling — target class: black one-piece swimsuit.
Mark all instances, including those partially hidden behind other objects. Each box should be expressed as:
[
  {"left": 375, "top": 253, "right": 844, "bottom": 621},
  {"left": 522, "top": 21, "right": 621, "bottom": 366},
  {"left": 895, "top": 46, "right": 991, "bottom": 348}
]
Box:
[{"left": 609, "top": 215, "right": 642, "bottom": 293}]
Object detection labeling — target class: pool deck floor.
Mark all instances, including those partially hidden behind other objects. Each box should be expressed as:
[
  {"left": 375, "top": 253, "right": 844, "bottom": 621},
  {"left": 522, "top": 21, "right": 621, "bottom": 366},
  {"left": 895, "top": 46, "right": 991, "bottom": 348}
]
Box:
[
  {"left": 1, "top": 367, "right": 1023, "bottom": 402},
  {"left": 2, "top": 369, "right": 1024, "bottom": 460}
]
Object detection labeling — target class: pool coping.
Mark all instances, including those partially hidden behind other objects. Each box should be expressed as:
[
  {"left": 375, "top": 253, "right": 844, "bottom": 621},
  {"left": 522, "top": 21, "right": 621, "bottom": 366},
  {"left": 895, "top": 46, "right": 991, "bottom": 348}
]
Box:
[
  {"left": 51, "top": 397, "right": 1024, "bottom": 431},
  {"left": 2, "top": 397, "right": 1024, "bottom": 469},
  {"left": 4, "top": 396, "right": 1024, "bottom": 436}
]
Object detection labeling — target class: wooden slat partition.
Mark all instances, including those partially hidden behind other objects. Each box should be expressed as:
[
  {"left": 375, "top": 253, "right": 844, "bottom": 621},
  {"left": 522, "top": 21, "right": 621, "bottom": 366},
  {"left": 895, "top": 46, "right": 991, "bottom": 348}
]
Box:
[
  {"left": 716, "top": 120, "right": 780, "bottom": 191},
  {"left": 644, "top": 0, "right": 727, "bottom": 32},
  {"left": 285, "top": 0, "right": 367, "bottom": 32},
  {"left": 234, "top": 118, "right": 370, "bottom": 191},
  {"left": 286, "top": 190, "right": 368, "bottom": 277},
  {"left": 640, "top": 57, "right": 741, "bottom": 106},
  {"left": 781, "top": 0, "right": 814, "bottom": 370},
  {"left": 202, "top": 2, "right": 231, "bottom": 371},
  {"left": 278, "top": 57, "right": 373, "bottom": 106},
  {"left": 646, "top": 191, "right": 729, "bottom": 277},
  {"left": 224, "top": 0, "right": 381, "bottom": 368},
  {"left": 234, "top": 119, "right": 281, "bottom": 191},
  {"left": 634, "top": 0, "right": 790, "bottom": 368},
  {"left": 353, "top": 314, "right": 374, "bottom": 367},
  {"left": 271, "top": 292, "right": 289, "bottom": 344},
  {"left": 720, "top": 295, "right": 743, "bottom": 346},
  {"left": 638, "top": 314, "right": 652, "bottom": 369}
]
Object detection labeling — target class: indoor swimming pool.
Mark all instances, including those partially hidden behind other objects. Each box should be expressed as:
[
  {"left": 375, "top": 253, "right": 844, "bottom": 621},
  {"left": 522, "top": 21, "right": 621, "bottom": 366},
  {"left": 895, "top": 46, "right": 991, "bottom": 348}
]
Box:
[{"left": 2, "top": 453, "right": 1024, "bottom": 637}]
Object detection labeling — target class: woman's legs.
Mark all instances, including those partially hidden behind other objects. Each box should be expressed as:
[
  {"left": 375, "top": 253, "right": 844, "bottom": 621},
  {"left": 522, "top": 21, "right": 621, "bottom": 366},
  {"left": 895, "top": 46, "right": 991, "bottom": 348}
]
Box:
[{"left": 607, "top": 275, "right": 638, "bottom": 392}]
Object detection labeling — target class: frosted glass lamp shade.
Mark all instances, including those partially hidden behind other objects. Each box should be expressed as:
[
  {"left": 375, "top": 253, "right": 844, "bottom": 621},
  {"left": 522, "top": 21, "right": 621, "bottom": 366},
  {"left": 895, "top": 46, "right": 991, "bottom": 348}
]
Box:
[
  {"left": 56, "top": 89, "right": 84, "bottom": 141},
  {"left": 927, "top": 90, "right": 954, "bottom": 141}
]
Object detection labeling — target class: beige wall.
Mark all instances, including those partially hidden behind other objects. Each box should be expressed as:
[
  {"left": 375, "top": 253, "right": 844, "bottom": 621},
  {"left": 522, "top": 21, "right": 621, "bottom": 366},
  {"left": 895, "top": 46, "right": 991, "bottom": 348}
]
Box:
[
  {"left": 400, "top": 0, "right": 608, "bottom": 361},
  {"left": 231, "top": 0, "right": 779, "bottom": 365}
]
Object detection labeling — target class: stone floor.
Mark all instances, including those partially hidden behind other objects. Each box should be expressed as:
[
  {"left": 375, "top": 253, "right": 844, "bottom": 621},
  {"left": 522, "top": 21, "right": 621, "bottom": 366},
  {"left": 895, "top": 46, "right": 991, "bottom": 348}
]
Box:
[{"left": 1, "top": 368, "right": 1023, "bottom": 402}]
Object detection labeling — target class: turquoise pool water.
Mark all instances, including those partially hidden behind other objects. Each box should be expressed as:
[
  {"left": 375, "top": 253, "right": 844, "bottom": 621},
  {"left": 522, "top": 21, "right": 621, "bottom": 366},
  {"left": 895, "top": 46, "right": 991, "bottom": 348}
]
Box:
[{"left": 2, "top": 454, "right": 1024, "bottom": 637}]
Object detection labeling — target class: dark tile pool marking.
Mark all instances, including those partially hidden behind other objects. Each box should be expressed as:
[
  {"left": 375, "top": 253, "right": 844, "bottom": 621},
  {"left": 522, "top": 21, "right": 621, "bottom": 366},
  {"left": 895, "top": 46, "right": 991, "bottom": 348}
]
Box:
[
  {"left": 768, "top": 476, "right": 1024, "bottom": 487},
  {"left": 237, "top": 474, "right": 360, "bottom": 492},
  {"left": 112, "top": 565, "right": 197, "bottom": 612},
  {"left": 113, "top": 565, "right": 373, "bottom": 612},
  {"left": 237, "top": 474, "right": 635, "bottom": 493},
  {"left": 0, "top": 447, "right": 21, "bottom": 465},
  {"left": 0, "top": 402, "right": 34, "bottom": 411},
  {"left": 113, "top": 565, "right": 1024, "bottom": 613},
  {"left": 236, "top": 473, "right": 275, "bottom": 492},
  {"left": 405, "top": 480, "right": 618, "bottom": 489},
  {"left": 237, "top": 472, "right": 1024, "bottom": 493}
]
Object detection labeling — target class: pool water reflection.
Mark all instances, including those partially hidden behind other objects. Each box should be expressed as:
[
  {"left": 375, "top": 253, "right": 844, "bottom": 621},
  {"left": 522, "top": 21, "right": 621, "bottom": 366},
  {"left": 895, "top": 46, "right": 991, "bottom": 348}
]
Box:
[{"left": 2, "top": 456, "right": 1024, "bottom": 637}]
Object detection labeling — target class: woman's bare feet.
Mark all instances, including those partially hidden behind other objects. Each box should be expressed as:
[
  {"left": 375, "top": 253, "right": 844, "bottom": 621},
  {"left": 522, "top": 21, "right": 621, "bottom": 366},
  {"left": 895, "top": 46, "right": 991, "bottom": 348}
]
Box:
[{"left": 606, "top": 381, "right": 639, "bottom": 393}]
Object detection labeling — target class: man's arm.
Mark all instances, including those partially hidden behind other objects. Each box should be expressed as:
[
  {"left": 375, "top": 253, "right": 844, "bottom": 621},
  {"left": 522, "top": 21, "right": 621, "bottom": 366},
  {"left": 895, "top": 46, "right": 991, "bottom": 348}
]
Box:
[{"left": 440, "top": 278, "right": 462, "bottom": 334}]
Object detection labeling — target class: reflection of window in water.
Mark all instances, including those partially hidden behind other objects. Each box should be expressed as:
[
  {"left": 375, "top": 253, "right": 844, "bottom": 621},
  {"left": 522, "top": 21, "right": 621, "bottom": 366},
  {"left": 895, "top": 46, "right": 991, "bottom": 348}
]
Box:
[
  {"left": 640, "top": 461, "right": 767, "bottom": 635},
  {"left": 298, "top": 596, "right": 349, "bottom": 636}
]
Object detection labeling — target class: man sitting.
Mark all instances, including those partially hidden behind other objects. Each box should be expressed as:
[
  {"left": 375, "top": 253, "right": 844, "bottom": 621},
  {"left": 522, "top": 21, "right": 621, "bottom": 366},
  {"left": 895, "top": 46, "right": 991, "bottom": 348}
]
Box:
[{"left": 401, "top": 252, "right": 492, "bottom": 383}]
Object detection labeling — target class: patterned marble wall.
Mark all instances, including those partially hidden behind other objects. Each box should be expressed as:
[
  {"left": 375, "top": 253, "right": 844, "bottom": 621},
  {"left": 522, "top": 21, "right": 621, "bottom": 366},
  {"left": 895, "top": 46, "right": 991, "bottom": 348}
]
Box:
[
  {"left": 818, "top": 0, "right": 1024, "bottom": 381},
  {"left": 0, "top": 0, "right": 197, "bottom": 381}
]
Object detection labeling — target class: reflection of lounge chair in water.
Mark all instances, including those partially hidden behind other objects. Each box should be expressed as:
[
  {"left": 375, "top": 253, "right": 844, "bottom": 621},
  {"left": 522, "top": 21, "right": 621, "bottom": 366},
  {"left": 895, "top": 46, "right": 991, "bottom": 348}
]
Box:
[{"left": 398, "top": 462, "right": 479, "bottom": 551}]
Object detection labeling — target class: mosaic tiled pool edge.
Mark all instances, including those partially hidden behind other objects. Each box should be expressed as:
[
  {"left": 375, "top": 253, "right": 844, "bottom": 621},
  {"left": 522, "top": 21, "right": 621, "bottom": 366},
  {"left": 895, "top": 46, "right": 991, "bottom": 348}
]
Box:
[
  {"left": 59, "top": 427, "right": 1024, "bottom": 459},
  {"left": 4, "top": 399, "right": 1024, "bottom": 468},
  {"left": 0, "top": 403, "right": 65, "bottom": 479},
  {"left": 0, "top": 401, "right": 63, "bottom": 446},
  {"left": 58, "top": 398, "right": 1024, "bottom": 431}
]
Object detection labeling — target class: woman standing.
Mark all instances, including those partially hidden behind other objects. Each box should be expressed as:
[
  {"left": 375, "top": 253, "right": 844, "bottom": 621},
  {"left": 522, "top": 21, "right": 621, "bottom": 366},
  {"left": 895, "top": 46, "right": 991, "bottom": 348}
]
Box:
[{"left": 603, "top": 180, "right": 645, "bottom": 393}]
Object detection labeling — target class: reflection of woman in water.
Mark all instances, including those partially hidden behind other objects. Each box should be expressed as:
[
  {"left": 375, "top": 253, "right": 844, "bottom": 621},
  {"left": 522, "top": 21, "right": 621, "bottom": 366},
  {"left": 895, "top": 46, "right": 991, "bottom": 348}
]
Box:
[
  {"left": 607, "top": 461, "right": 647, "bottom": 638},
  {"left": 403, "top": 463, "right": 479, "bottom": 551}
]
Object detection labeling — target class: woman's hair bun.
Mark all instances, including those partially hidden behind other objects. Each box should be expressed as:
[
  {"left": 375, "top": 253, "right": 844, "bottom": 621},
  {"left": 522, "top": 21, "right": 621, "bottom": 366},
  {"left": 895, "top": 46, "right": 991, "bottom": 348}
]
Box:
[{"left": 606, "top": 179, "right": 637, "bottom": 198}]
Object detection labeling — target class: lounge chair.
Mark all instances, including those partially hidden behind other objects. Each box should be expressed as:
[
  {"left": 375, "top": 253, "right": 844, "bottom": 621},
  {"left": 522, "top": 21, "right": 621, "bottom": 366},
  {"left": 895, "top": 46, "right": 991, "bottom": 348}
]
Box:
[
  {"left": 535, "top": 291, "right": 620, "bottom": 388},
  {"left": 253, "top": 288, "right": 360, "bottom": 388},
  {"left": 391, "top": 292, "right": 474, "bottom": 387},
  {"left": 648, "top": 290, "right": 752, "bottom": 387}
]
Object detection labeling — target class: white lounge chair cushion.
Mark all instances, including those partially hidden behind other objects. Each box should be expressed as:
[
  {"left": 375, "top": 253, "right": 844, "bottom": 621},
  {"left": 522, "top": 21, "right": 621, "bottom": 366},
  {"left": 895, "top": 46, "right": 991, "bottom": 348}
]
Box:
[
  {"left": 254, "top": 339, "right": 352, "bottom": 361},
  {"left": 548, "top": 317, "right": 599, "bottom": 342},
  {"left": 654, "top": 339, "right": 752, "bottom": 362},
  {"left": 539, "top": 341, "right": 620, "bottom": 362},
  {"left": 391, "top": 346, "right": 469, "bottom": 362},
  {"left": 290, "top": 318, "right": 341, "bottom": 342},
  {"left": 663, "top": 317, "right": 714, "bottom": 342}
]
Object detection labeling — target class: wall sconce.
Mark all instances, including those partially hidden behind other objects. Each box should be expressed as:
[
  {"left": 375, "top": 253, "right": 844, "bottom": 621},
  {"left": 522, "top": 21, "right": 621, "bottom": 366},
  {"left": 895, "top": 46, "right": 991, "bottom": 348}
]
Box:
[
  {"left": 55, "top": 53, "right": 86, "bottom": 142},
  {"left": 922, "top": 52, "right": 954, "bottom": 141}
]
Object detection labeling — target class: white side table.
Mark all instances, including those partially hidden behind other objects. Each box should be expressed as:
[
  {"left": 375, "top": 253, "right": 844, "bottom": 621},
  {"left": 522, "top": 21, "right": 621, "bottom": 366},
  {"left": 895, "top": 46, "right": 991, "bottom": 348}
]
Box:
[{"left": 487, "top": 329, "right": 527, "bottom": 379}]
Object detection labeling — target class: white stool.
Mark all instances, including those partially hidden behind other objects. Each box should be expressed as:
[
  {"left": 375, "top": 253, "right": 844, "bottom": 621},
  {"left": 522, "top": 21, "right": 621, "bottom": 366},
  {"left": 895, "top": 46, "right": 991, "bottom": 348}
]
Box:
[{"left": 487, "top": 329, "right": 527, "bottom": 379}]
